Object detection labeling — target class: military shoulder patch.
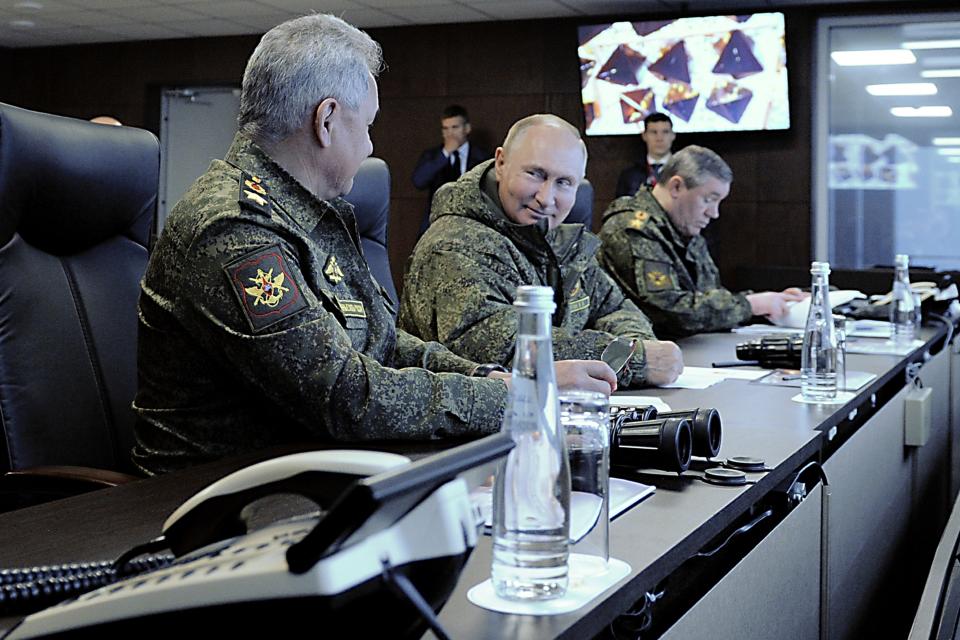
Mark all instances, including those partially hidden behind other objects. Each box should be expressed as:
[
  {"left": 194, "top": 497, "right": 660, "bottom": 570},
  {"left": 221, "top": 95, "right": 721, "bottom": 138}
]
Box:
[
  {"left": 223, "top": 244, "right": 307, "bottom": 333},
  {"left": 627, "top": 209, "right": 650, "bottom": 230},
  {"left": 643, "top": 260, "right": 675, "bottom": 292},
  {"left": 238, "top": 171, "right": 272, "bottom": 215}
]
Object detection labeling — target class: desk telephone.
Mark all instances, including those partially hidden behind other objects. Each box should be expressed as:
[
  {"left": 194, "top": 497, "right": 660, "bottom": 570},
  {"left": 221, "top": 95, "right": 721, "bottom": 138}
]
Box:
[{"left": 3, "top": 435, "right": 513, "bottom": 639}]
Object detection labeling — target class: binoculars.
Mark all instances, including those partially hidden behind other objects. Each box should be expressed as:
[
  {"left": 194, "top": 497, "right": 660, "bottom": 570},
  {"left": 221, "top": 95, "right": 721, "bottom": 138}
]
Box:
[
  {"left": 610, "top": 406, "right": 722, "bottom": 473},
  {"left": 736, "top": 335, "right": 804, "bottom": 369}
]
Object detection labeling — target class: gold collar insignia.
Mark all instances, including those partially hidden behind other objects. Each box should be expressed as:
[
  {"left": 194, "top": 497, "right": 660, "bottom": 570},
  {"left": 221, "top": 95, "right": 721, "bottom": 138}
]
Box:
[{"left": 324, "top": 254, "right": 344, "bottom": 285}]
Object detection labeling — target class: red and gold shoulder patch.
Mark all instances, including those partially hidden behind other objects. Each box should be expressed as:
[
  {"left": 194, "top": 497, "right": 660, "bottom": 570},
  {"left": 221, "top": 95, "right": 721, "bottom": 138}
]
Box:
[
  {"left": 643, "top": 260, "right": 674, "bottom": 292},
  {"left": 238, "top": 171, "right": 272, "bottom": 215},
  {"left": 224, "top": 244, "right": 307, "bottom": 333}
]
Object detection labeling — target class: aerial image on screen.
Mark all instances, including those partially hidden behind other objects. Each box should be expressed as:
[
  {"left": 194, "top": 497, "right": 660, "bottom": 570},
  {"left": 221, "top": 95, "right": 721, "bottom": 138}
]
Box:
[{"left": 578, "top": 13, "right": 790, "bottom": 135}]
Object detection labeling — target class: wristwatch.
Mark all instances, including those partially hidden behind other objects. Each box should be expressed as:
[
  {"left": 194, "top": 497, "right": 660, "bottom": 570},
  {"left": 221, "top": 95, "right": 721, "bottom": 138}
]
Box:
[{"left": 470, "top": 363, "right": 509, "bottom": 377}]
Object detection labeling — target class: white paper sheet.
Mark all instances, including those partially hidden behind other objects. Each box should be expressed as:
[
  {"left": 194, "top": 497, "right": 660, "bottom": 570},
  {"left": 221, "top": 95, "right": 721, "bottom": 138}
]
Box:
[
  {"left": 659, "top": 365, "right": 769, "bottom": 389},
  {"left": 845, "top": 319, "right": 893, "bottom": 338},
  {"left": 845, "top": 338, "right": 925, "bottom": 356},
  {"left": 609, "top": 395, "right": 672, "bottom": 412},
  {"left": 476, "top": 477, "right": 655, "bottom": 538}
]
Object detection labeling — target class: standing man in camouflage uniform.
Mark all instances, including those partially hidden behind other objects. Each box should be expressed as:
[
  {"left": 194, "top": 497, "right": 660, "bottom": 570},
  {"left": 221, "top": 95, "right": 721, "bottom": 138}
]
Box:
[
  {"left": 598, "top": 145, "right": 806, "bottom": 338},
  {"left": 400, "top": 114, "right": 683, "bottom": 387},
  {"left": 133, "top": 16, "right": 616, "bottom": 475}
]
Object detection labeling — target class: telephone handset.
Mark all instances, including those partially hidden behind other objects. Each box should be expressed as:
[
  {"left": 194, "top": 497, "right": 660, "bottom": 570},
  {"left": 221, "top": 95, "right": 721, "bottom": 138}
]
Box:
[
  {"left": 5, "top": 435, "right": 513, "bottom": 639},
  {"left": 161, "top": 449, "right": 411, "bottom": 557}
]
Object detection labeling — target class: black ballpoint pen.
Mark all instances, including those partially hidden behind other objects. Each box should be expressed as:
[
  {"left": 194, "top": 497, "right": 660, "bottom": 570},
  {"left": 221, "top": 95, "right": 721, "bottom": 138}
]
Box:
[{"left": 712, "top": 360, "right": 760, "bottom": 368}]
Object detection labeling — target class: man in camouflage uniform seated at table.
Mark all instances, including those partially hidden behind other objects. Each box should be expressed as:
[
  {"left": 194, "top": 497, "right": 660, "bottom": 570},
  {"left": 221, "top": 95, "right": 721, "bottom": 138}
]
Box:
[
  {"left": 598, "top": 145, "right": 805, "bottom": 339},
  {"left": 132, "top": 18, "right": 616, "bottom": 475},
  {"left": 400, "top": 114, "right": 683, "bottom": 388}
]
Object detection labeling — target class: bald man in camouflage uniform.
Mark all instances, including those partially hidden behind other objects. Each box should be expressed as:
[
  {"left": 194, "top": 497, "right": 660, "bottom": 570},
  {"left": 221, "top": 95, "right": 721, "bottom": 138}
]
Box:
[
  {"left": 134, "top": 17, "right": 618, "bottom": 476},
  {"left": 400, "top": 115, "right": 683, "bottom": 387},
  {"left": 599, "top": 145, "right": 805, "bottom": 339}
]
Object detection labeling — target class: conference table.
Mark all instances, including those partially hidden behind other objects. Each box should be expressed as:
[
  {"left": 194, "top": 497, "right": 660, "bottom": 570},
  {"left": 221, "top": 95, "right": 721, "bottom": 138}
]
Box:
[{"left": 0, "top": 322, "right": 956, "bottom": 640}]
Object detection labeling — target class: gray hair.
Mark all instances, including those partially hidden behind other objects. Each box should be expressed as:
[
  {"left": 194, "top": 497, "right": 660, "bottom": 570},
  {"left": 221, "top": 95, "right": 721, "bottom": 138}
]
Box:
[
  {"left": 502, "top": 114, "right": 588, "bottom": 167},
  {"left": 238, "top": 14, "right": 383, "bottom": 145},
  {"left": 659, "top": 145, "right": 732, "bottom": 188}
]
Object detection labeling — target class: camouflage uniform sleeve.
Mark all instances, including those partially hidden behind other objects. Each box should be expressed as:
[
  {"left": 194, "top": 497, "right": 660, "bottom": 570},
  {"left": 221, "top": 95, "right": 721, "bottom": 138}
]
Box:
[
  {"left": 406, "top": 245, "right": 523, "bottom": 366},
  {"left": 599, "top": 217, "right": 751, "bottom": 337},
  {"left": 630, "top": 242, "right": 752, "bottom": 336},
  {"left": 578, "top": 256, "right": 657, "bottom": 388},
  {"left": 392, "top": 327, "right": 482, "bottom": 375},
  {"left": 410, "top": 240, "right": 645, "bottom": 376},
  {"left": 183, "top": 217, "right": 507, "bottom": 442}
]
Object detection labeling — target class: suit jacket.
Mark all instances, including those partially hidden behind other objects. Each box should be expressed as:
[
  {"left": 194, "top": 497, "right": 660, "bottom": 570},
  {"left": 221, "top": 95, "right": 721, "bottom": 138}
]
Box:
[
  {"left": 412, "top": 143, "right": 491, "bottom": 233},
  {"left": 616, "top": 160, "right": 667, "bottom": 197}
]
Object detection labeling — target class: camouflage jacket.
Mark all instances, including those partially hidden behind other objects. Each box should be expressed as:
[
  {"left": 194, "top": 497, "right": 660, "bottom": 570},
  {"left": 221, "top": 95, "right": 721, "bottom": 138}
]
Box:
[
  {"left": 133, "top": 134, "right": 506, "bottom": 475},
  {"left": 399, "top": 160, "right": 656, "bottom": 388},
  {"left": 598, "top": 187, "right": 752, "bottom": 338}
]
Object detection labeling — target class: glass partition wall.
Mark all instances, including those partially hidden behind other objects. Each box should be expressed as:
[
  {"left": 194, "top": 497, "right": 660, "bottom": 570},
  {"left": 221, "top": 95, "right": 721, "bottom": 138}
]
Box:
[{"left": 815, "top": 13, "right": 960, "bottom": 270}]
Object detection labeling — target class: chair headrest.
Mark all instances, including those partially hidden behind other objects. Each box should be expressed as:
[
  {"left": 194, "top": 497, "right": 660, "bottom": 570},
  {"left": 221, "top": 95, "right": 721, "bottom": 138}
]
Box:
[
  {"left": 344, "top": 157, "right": 390, "bottom": 239},
  {"left": 566, "top": 178, "right": 594, "bottom": 227},
  {"left": 0, "top": 103, "right": 159, "bottom": 254}
]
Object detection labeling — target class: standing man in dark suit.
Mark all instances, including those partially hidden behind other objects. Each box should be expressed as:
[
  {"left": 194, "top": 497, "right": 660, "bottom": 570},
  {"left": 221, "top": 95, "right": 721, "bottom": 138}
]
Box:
[
  {"left": 412, "top": 104, "right": 491, "bottom": 234},
  {"left": 614, "top": 112, "right": 676, "bottom": 197}
]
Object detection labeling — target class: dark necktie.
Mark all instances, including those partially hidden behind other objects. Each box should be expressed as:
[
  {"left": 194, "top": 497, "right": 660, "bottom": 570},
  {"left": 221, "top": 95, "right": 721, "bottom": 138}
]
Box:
[
  {"left": 651, "top": 163, "right": 663, "bottom": 178},
  {"left": 451, "top": 149, "right": 461, "bottom": 175}
]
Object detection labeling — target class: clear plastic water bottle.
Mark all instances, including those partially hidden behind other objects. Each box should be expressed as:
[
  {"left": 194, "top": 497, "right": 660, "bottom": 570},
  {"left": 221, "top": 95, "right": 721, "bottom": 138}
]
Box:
[
  {"left": 801, "top": 262, "right": 838, "bottom": 401},
  {"left": 890, "top": 254, "right": 916, "bottom": 344},
  {"left": 492, "top": 285, "right": 571, "bottom": 601},
  {"left": 833, "top": 315, "right": 847, "bottom": 393}
]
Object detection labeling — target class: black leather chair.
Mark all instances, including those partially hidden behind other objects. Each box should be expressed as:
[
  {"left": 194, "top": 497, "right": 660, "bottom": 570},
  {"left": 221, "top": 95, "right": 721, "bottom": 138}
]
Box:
[
  {"left": 343, "top": 157, "right": 399, "bottom": 308},
  {"left": 0, "top": 103, "right": 159, "bottom": 505},
  {"left": 567, "top": 178, "right": 595, "bottom": 228}
]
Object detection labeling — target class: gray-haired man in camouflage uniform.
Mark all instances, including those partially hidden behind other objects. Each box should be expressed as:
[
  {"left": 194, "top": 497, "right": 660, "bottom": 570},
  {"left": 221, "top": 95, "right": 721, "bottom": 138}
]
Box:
[
  {"left": 133, "top": 17, "right": 616, "bottom": 475},
  {"left": 400, "top": 114, "right": 683, "bottom": 387},
  {"left": 598, "top": 145, "right": 806, "bottom": 339}
]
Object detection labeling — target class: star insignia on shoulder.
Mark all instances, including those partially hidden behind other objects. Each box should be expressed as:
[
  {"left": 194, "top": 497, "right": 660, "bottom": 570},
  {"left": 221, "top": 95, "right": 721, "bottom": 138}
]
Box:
[
  {"left": 244, "top": 190, "right": 268, "bottom": 207},
  {"left": 324, "top": 254, "right": 344, "bottom": 285},
  {"left": 244, "top": 179, "right": 267, "bottom": 196},
  {"left": 238, "top": 171, "right": 272, "bottom": 215},
  {"left": 628, "top": 209, "right": 650, "bottom": 230}
]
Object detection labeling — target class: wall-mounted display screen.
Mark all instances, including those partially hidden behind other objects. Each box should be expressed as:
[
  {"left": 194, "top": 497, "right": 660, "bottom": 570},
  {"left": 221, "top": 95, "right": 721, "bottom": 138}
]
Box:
[{"left": 578, "top": 13, "right": 790, "bottom": 135}]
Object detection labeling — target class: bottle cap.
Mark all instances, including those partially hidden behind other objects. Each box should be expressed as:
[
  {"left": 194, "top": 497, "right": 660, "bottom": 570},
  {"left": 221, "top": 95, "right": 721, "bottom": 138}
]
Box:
[
  {"left": 810, "top": 261, "right": 831, "bottom": 275},
  {"left": 895, "top": 254, "right": 909, "bottom": 268},
  {"left": 514, "top": 285, "right": 556, "bottom": 313}
]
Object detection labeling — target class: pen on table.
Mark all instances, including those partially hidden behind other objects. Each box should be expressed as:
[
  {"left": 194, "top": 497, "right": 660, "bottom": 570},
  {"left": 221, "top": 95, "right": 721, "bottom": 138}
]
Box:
[{"left": 711, "top": 360, "right": 759, "bottom": 368}]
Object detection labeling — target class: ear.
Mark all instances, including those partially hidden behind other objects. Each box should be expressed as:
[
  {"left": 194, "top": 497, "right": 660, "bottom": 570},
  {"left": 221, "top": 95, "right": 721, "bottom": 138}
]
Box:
[
  {"left": 313, "top": 98, "right": 338, "bottom": 148},
  {"left": 464, "top": 122, "right": 472, "bottom": 136},
  {"left": 666, "top": 175, "right": 685, "bottom": 198},
  {"left": 494, "top": 147, "right": 506, "bottom": 182}
]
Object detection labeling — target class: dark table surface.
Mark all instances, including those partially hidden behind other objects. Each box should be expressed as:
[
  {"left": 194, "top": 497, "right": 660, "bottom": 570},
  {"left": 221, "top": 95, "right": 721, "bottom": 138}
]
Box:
[{"left": 0, "top": 325, "right": 945, "bottom": 638}]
